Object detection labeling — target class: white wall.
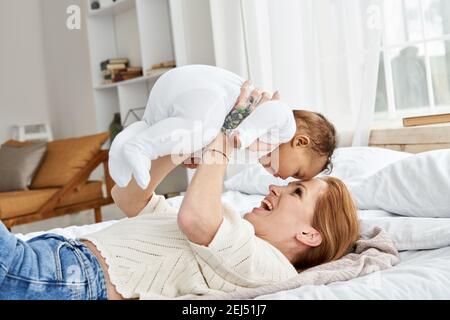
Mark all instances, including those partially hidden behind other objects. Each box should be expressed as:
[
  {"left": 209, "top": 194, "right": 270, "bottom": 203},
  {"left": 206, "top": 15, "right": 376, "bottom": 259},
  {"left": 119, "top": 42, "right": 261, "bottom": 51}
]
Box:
[
  {"left": 181, "top": 0, "right": 215, "bottom": 66},
  {"left": 170, "top": 0, "right": 216, "bottom": 67},
  {"left": 0, "top": 0, "right": 51, "bottom": 143},
  {"left": 0, "top": 0, "right": 97, "bottom": 143},
  {"left": 0, "top": 0, "right": 116, "bottom": 232},
  {"left": 40, "top": 0, "right": 97, "bottom": 139},
  {"left": 209, "top": 0, "right": 249, "bottom": 78}
]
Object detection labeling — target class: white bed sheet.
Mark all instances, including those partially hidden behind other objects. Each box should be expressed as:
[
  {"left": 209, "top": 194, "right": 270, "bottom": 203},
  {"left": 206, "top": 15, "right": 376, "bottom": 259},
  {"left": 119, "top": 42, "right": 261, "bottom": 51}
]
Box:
[
  {"left": 16, "top": 191, "right": 450, "bottom": 300},
  {"left": 257, "top": 247, "right": 450, "bottom": 299}
]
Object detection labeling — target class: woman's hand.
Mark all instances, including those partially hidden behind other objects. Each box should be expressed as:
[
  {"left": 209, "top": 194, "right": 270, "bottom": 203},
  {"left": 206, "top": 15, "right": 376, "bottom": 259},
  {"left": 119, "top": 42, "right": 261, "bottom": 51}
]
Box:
[
  {"left": 224, "top": 81, "right": 279, "bottom": 133},
  {"left": 230, "top": 83, "right": 281, "bottom": 150},
  {"left": 236, "top": 80, "right": 280, "bottom": 111}
]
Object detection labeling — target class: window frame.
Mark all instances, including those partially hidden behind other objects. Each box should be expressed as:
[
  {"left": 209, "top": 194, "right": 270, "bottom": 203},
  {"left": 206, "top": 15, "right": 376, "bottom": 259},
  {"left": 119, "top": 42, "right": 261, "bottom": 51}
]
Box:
[{"left": 377, "top": 0, "right": 450, "bottom": 120}]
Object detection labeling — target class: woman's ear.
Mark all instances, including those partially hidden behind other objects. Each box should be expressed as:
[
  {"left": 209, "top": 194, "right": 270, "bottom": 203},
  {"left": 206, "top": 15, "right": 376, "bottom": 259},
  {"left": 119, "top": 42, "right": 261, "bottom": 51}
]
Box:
[
  {"left": 292, "top": 135, "right": 311, "bottom": 148},
  {"left": 296, "top": 229, "right": 322, "bottom": 248}
]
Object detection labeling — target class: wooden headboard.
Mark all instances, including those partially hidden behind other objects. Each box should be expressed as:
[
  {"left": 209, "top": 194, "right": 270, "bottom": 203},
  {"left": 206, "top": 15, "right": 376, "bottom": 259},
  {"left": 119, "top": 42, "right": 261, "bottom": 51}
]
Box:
[{"left": 369, "top": 123, "right": 450, "bottom": 153}]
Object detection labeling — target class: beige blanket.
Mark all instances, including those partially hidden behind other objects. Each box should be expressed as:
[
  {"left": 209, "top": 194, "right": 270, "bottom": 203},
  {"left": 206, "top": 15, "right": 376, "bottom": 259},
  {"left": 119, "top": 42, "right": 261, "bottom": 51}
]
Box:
[{"left": 197, "top": 227, "right": 399, "bottom": 300}]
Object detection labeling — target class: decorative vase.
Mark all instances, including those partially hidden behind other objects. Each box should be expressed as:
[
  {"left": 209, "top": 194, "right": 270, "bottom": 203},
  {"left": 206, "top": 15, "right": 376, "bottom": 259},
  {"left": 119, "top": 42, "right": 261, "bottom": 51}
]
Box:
[{"left": 109, "top": 113, "right": 123, "bottom": 144}]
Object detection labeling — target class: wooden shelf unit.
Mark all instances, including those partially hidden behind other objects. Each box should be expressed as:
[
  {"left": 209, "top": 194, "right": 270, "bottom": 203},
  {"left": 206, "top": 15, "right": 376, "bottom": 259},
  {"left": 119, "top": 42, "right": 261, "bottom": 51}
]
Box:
[
  {"left": 86, "top": 0, "right": 175, "bottom": 137},
  {"left": 86, "top": 0, "right": 216, "bottom": 141}
]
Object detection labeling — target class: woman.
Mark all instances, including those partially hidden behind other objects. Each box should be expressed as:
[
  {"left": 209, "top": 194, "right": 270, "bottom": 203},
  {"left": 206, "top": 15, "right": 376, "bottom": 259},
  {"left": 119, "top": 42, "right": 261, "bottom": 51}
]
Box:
[{"left": 0, "top": 90, "right": 359, "bottom": 300}]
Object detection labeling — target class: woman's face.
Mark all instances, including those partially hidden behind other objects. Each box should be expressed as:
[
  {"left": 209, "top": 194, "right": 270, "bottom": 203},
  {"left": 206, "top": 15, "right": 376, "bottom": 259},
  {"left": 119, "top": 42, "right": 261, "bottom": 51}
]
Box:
[{"left": 244, "top": 179, "right": 328, "bottom": 247}]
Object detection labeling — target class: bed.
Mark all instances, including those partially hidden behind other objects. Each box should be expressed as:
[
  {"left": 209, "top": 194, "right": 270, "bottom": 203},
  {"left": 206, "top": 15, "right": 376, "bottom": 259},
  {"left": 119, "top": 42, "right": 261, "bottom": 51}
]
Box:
[
  {"left": 15, "top": 189, "right": 450, "bottom": 300},
  {"left": 14, "top": 124, "right": 450, "bottom": 299}
]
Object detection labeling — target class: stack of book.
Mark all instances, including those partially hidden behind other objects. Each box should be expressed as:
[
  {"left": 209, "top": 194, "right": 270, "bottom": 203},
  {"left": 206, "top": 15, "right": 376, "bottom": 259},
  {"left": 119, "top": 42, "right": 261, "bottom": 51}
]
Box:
[
  {"left": 101, "top": 58, "right": 143, "bottom": 84},
  {"left": 115, "top": 67, "right": 143, "bottom": 82},
  {"left": 145, "top": 60, "right": 176, "bottom": 77}
]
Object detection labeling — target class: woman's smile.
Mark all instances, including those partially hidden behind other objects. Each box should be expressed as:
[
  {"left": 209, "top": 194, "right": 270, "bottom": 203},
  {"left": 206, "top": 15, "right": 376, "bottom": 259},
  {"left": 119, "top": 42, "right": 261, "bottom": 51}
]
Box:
[
  {"left": 252, "top": 206, "right": 271, "bottom": 215},
  {"left": 251, "top": 196, "right": 277, "bottom": 216}
]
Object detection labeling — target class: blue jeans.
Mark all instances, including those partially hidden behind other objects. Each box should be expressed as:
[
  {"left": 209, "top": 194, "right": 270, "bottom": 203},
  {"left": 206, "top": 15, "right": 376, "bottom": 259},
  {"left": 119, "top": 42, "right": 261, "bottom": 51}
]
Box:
[{"left": 0, "top": 222, "right": 108, "bottom": 300}]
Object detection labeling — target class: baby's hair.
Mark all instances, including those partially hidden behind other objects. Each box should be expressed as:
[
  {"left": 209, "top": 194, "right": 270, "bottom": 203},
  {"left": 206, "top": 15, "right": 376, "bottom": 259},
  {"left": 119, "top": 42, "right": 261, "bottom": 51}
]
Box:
[{"left": 293, "top": 110, "right": 337, "bottom": 174}]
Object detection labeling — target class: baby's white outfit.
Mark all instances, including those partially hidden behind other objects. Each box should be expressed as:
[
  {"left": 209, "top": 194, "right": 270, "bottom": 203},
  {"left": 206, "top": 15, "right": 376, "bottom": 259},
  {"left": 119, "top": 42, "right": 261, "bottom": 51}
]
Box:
[{"left": 109, "top": 64, "right": 296, "bottom": 189}]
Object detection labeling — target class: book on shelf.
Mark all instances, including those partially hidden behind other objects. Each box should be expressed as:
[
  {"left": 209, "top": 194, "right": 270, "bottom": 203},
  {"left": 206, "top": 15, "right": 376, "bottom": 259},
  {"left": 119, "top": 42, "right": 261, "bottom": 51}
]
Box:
[
  {"left": 103, "top": 67, "right": 138, "bottom": 76},
  {"left": 120, "top": 72, "right": 143, "bottom": 81},
  {"left": 402, "top": 113, "right": 450, "bottom": 127},
  {"left": 145, "top": 67, "right": 174, "bottom": 77},
  {"left": 100, "top": 58, "right": 129, "bottom": 71},
  {"left": 107, "top": 63, "right": 128, "bottom": 71},
  {"left": 109, "top": 58, "right": 129, "bottom": 64},
  {"left": 151, "top": 60, "right": 176, "bottom": 70},
  {"left": 120, "top": 72, "right": 142, "bottom": 78},
  {"left": 121, "top": 74, "right": 142, "bottom": 81},
  {"left": 127, "top": 67, "right": 143, "bottom": 73},
  {"left": 102, "top": 66, "right": 143, "bottom": 84},
  {"left": 120, "top": 70, "right": 142, "bottom": 75}
]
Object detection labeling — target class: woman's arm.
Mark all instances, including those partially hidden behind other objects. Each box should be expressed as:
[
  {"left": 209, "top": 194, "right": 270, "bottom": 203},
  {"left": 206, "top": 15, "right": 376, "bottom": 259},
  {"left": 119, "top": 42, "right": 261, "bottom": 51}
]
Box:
[
  {"left": 111, "top": 154, "right": 187, "bottom": 217},
  {"left": 177, "top": 86, "right": 279, "bottom": 245},
  {"left": 178, "top": 133, "right": 234, "bottom": 246}
]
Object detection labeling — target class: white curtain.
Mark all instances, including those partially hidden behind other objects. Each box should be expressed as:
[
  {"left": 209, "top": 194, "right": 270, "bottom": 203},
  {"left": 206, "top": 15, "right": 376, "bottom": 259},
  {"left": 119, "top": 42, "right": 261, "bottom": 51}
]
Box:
[{"left": 209, "top": 0, "right": 383, "bottom": 146}]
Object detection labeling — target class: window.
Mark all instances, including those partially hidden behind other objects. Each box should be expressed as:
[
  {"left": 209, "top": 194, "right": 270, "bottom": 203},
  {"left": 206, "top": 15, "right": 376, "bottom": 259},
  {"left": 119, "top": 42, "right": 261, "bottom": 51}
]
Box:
[{"left": 375, "top": 0, "right": 450, "bottom": 119}]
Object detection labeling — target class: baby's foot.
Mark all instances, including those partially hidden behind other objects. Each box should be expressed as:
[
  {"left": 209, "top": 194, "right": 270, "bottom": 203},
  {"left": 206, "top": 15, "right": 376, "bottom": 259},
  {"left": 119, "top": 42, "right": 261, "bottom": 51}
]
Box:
[
  {"left": 108, "top": 155, "right": 133, "bottom": 188},
  {"left": 109, "top": 121, "right": 148, "bottom": 187},
  {"left": 123, "top": 141, "right": 153, "bottom": 190}
]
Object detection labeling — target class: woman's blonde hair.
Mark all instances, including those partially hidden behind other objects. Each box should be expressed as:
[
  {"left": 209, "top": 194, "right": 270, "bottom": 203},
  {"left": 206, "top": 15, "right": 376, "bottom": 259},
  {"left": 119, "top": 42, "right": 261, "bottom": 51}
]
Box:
[{"left": 295, "top": 176, "right": 360, "bottom": 271}]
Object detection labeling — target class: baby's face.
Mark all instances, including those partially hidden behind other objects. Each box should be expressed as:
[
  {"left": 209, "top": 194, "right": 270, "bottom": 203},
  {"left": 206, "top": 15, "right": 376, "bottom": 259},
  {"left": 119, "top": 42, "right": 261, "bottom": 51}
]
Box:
[{"left": 259, "top": 142, "right": 328, "bottom": 181}]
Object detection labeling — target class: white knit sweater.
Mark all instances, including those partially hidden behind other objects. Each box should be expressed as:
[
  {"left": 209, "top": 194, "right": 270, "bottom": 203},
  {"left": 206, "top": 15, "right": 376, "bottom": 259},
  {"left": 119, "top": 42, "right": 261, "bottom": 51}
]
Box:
[{"left": 80, "top": 195, "right": 297, "bottom": 299}]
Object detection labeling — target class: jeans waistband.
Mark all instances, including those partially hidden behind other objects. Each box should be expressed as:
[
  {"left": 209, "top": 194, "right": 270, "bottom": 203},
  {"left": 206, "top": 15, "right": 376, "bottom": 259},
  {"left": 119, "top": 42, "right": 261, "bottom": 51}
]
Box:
[{"left": 66, "top": 238, "right": 108, "bottom": 300}]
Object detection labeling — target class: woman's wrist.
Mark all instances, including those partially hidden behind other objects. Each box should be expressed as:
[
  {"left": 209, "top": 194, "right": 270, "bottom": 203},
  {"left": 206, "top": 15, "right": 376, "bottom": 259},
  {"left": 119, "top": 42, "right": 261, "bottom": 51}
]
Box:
[
  {"left": 203, "top": 148, "right": 229, "bottom": 164},
  {"left": 202, "top": 133, "right": 233, "bottom": 164}
]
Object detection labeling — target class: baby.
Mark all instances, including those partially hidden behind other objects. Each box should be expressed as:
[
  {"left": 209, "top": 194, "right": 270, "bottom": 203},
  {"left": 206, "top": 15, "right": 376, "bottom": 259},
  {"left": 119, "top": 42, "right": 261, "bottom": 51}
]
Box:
[
  {"left": 109, "top": 65, "right": 337, "bottom": 190},
  {"left": 109, "top": 64, "right": 297, "bottom": 189},
  {"left": 259, "top": 110, "right": 337, "bottom": 181}
]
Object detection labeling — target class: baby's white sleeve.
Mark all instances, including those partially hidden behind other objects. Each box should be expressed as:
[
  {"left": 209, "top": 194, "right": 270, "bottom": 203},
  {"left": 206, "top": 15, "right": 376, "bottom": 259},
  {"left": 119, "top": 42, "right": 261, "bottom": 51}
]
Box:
[{"left": 232, "top": 101, "right": 296, "bottom": 149}]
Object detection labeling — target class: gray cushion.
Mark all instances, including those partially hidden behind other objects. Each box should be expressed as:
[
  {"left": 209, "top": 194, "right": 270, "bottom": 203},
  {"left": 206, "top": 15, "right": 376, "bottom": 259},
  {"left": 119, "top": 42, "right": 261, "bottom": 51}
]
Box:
[{"left": 0, "top": 142, "right": 47, "bottom": 192}]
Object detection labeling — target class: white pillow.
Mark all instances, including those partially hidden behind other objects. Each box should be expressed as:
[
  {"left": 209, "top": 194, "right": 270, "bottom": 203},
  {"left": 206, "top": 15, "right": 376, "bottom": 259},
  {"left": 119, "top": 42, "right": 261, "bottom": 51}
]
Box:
[
  {"left": 224, "top": 147, "right": 411, "bottom": 195},
  {"left": 328, "top": 147, "right": 412, "bottom": 183},
  {"left": 349, "top": 149, "right": 450, "bottom": 217}
]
